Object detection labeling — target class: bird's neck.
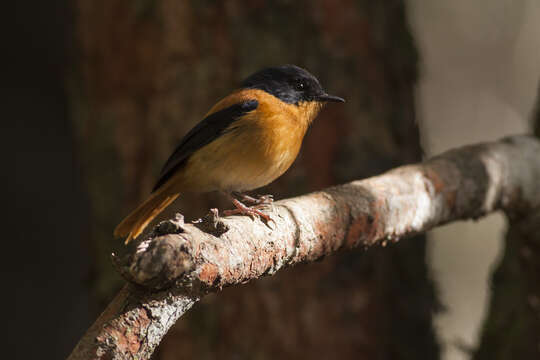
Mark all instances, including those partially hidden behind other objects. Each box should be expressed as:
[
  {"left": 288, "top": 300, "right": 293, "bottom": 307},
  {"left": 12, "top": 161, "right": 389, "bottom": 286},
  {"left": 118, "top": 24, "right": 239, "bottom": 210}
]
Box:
[{"left": 295, "top": 101, "right": 324, "bottom": 129}]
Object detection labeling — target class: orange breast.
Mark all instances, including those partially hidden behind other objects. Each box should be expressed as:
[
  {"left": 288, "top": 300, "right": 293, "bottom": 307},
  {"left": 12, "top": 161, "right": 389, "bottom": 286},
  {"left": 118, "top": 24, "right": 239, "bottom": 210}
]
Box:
[{"left": 171, "top": 89, "right": 322, "bottom": 193}]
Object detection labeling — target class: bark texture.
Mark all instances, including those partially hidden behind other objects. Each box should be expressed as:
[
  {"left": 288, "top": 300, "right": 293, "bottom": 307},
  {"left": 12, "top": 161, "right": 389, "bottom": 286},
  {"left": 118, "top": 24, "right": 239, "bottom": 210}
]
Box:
[
  {"left": 68, "top": 285, "right": 197, "bottom": 360},
  {"left": 73, "top": 1, "right": 438, "bottom": 359},
  {"left": 69, "top": 136, "right": 540, "bottom": 360},
  {"left": 473, "top": 87, "right": 540, "bottom": 360}
]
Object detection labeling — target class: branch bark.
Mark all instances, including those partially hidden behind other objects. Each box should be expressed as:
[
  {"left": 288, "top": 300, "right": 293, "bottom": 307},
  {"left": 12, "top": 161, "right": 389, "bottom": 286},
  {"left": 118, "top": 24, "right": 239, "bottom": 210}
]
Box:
[{"left": 69, "top": 135, "right": 540, "bottom": 360}]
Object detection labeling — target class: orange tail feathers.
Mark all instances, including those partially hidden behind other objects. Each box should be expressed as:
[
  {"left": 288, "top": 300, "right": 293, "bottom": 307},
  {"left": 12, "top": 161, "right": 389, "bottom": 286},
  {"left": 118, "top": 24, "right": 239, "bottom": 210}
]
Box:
[{"left": 114, "top": 189, "right": 180, "bottom": 244}]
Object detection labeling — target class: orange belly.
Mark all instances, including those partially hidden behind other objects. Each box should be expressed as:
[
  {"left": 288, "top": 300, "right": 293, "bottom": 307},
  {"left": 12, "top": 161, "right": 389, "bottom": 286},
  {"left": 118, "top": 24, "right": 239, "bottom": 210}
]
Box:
[{"left": 178, "top": 114, "right": 303, "bottom": 191}]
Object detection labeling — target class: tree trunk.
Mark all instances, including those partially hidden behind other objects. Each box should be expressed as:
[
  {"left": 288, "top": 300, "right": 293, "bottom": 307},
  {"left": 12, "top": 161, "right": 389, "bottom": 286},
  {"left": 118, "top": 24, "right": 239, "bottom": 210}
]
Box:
[
  {"left": 473, "top": 84, "right": 540, "bottom": 360},
  {"left": 73, "top": 0, "right": 439, "bottom": 358}
]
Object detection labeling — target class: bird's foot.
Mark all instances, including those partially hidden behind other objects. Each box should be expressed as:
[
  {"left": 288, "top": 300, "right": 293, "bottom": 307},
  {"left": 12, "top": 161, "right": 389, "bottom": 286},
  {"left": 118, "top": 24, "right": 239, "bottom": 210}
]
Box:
[
  {"left": 233, "top": 192, "right": 274, "bottom": 206},
  {"left": 223, "top": 197, "right": 273, "bottom": 222}
]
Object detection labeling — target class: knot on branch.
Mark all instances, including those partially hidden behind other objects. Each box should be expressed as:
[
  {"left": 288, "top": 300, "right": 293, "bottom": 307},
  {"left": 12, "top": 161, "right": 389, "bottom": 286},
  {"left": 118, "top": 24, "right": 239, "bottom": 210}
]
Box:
[
  {"left": 192, "top": 208, "right": 230, "bottom": 236},
  {"left": 113, "top": 215, "right": 195, "bottom": 289}
]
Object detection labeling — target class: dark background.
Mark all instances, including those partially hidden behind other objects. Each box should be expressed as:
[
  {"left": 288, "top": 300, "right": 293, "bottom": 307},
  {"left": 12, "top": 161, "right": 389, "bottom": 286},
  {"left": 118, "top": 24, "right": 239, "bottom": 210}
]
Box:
[{"left": 6, "top": 2, "right": 92, "bottom": 358}]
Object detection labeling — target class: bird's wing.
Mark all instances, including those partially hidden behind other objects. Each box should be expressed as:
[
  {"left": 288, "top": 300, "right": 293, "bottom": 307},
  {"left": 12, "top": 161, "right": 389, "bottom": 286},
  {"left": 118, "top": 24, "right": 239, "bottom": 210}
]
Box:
[{"left": 152, "top": 99, "right": 259, "bottom": 192}]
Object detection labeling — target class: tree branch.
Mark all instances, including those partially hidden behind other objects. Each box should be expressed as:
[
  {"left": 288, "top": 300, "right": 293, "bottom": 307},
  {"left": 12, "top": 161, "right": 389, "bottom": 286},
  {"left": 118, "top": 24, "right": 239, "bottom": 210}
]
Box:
[{"left": 69, "top": 135, "right": 540, "bottom": 360}]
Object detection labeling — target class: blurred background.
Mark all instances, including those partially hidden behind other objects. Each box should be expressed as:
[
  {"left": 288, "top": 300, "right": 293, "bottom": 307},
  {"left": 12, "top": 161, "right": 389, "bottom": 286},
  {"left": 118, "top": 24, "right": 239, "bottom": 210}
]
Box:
[{"left": 6, "top": 1, "right": 539, "bottom": 359}]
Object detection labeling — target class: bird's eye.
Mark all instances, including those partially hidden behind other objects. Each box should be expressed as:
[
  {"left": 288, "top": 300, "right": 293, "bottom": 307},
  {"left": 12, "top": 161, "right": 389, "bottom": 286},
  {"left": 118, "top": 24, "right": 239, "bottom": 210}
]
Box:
[{"left": 295, "top": 80, "right": 305, "bottom": 91}]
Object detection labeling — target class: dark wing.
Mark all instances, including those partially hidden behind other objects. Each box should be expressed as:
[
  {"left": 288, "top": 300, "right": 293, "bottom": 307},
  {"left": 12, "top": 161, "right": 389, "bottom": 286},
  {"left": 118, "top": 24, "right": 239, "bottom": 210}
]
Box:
[{"left": 152, "top": 99, "right": 258, "bottom": 192}]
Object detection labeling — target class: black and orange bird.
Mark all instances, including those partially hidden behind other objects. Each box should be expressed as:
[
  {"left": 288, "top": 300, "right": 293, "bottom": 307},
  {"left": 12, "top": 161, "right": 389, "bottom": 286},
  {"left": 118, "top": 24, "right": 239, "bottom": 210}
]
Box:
[{"left": 114, "top": 64, "right": 345, "bottom": 243}]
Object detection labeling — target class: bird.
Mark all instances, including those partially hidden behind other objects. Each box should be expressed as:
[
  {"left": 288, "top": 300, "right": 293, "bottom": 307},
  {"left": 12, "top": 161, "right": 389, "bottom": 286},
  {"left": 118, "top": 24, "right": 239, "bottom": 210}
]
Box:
[{"left": 114, "top": 64, "right": 345, "bottom": 243}]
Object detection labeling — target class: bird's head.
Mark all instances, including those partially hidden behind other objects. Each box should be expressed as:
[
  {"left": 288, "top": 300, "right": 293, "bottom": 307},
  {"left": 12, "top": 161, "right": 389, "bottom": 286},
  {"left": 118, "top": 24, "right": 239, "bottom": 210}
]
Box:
[{"left": 241, "top": 64, "right": 345, "bottom": 106}]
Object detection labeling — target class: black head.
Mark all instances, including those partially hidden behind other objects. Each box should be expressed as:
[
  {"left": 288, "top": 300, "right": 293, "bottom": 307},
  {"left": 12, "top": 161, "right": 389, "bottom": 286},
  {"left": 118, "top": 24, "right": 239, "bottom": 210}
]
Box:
[{"left": 241, "top": 64, "right": 345, "bottom": 105}]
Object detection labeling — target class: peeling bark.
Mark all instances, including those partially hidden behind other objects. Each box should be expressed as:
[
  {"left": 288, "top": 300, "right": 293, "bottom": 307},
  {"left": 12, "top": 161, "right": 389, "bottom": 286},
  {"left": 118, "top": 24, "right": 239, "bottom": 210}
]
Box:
[{"left": 68, "top": 135, "right": 540, "bottom": 360}]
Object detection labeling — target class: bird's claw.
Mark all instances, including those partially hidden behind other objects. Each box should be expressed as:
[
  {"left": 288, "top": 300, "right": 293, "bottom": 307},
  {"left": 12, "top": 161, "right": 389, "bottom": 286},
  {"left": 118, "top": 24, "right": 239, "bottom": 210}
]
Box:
[
  {"left": 233, "top": 192, "right": 274, "bottom": 206},
  {"left": 223, "top": 206, "right": 272, "bottom": 222},
  {"left": 255, "top": 194, "right": 273, "bottom": 204},
  {"left": 224, "top": 202, "right": 273, "bottom": 223},
  {"left": 223, "top": 192, "right": 276, "bottom": 224}
]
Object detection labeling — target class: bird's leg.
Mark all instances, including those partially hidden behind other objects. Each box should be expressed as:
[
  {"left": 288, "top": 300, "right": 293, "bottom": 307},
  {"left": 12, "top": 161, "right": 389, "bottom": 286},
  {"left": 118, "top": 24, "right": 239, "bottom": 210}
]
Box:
[
  {"left": 232, "top": 192, "right": 274, "bottom": 206},
  {"left": 223, "top": 192, "right": 272, "bottom": 222}
]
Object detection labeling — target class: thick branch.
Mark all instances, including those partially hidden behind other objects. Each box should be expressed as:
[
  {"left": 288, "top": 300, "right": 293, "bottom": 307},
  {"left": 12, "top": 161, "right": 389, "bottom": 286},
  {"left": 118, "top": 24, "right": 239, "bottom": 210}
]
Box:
[{"left": 69, "top": 135, "right": 540, "bottom": 360}]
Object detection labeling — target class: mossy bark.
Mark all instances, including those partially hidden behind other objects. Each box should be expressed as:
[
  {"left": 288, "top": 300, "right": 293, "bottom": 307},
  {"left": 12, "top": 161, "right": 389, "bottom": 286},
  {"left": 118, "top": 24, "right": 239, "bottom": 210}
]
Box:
[{"left": 73, "top": 0, "right": 439, "bottom": 358}]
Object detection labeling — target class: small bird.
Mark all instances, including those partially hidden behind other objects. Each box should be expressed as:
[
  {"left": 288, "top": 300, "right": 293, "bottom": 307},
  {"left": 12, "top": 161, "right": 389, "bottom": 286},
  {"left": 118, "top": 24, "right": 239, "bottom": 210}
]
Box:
[{"left": 114, "top": 64, "right": 344, "bottom": 243}]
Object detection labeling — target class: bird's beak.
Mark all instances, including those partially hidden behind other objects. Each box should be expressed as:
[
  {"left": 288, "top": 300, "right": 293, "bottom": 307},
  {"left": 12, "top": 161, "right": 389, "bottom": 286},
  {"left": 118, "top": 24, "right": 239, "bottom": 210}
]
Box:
[{"left": 317, "top": 93, "right": 345, "bottom": 103}]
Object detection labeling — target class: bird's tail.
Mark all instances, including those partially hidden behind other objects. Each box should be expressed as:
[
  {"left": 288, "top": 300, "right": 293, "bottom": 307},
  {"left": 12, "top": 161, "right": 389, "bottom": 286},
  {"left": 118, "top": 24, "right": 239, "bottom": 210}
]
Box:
[{"left": 114, "top": 188, "right": 180, "bottom": 243}]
